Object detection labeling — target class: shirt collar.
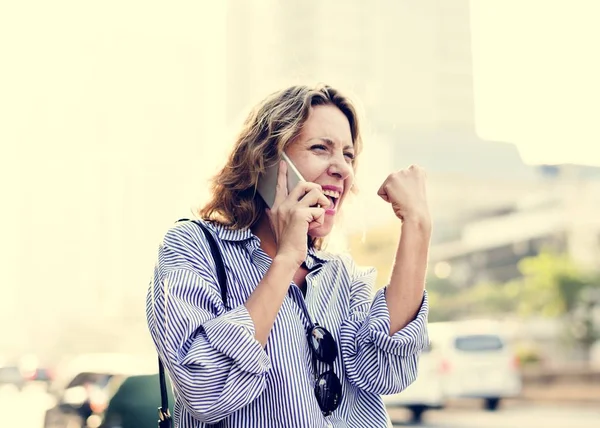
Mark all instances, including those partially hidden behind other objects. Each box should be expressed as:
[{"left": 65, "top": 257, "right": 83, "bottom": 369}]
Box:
[
  {"left": 202, "top": 221, "right": 254, "bottom": 242},
  {"left": 203, "top": 220, "right": 335, "bottom": 264},
  {"left": 307, "top": 246, "right": 335, "bottom": 264}
]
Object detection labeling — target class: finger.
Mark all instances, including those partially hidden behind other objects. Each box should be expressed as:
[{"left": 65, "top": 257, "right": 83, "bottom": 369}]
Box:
[
  {"left": 291, "top": 207, "right": 324, "bottom": 225},
  {"left": 308, "top": 219, "right": 323, "bottom": 230},
  {"left": 302, "top": 207, "right": 326, "bottom": 228},
  {"left": 314, "top": 206, "right": 326, "bottom": 221},
  {"left": 265, "top": 206, "right": 275, "bottom": 218},
  {"left": 287, "top": 181, "right": 322, "bottom": 203},
  {"left": 272, "top": 160, "right": 288, "bottom": 208},
  {"left": 377, "top": 191, "right": 390, "bottom": 203},
  {"left": 298, "top": 188, "right": 330, "bottom": 209},
  {"left": 377, "top": 181, "right": 390, "bottom": 203},
  {"left": 309, "top": 217, "right": 325, "bottom": 230}
]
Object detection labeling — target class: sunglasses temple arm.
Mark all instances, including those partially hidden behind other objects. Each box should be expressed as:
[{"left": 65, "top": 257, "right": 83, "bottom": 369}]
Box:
[{"left": 312, "top": 349, "right": 319, "bottom": 382}]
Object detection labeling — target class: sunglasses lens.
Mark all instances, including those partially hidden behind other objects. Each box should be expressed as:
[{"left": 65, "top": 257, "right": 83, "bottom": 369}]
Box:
[
  {"left": 314, "top": 371, "right": 342, "bottom": 414},
  {"left": 308, "top": 325, "right": 338, "bottom": 364}
]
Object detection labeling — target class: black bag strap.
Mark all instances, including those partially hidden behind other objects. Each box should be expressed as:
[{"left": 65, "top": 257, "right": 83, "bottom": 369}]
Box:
[
  {"left": 158, "top": 355, "right": 171, "bottom": 427},
  {"left": 191, "top": 219, "right": 229, "bottom": 306},
  {"left": 157, "top": 219, "right": 228, "bottom": 428}
]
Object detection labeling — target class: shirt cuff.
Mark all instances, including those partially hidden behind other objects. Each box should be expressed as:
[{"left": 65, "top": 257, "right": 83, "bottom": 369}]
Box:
[
  {"left": 202, "top": 304, "right": 271, "bottom": 375},
  {"left": 368, "top": 288, "right": 429, "bottom": 356}
]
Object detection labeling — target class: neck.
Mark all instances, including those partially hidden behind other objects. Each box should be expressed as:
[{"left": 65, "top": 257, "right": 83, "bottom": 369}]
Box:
[{"left": 251, "top": 213, "right": 278, "bottom": 259}]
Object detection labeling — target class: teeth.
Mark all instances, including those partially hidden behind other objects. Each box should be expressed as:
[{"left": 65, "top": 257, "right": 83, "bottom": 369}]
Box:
[{"left": 322, "top": 189, "right": 341, "bottom": 199}]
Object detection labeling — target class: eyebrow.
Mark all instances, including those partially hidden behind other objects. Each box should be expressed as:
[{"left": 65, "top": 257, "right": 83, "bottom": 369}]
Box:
[{"left": 309, "top": 137, "right": 354, "bottom": 151}]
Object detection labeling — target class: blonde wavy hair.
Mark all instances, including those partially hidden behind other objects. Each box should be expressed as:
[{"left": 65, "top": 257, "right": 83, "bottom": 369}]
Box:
[{"left": 199, "top": 84, "right": 363, "bottom": 249}]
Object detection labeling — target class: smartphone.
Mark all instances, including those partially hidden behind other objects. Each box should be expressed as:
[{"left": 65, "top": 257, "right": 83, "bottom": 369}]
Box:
[{"left": 257, "top": 152, "right": 305, "bottom": 208}]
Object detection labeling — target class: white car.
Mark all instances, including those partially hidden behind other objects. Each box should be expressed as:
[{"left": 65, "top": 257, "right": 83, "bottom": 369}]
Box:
[
  {"left": 429, "top": 320, "right": 522, "bottom": 410},
  {"left": 382, "top": 342, "right": 445, "bottom": 423}
]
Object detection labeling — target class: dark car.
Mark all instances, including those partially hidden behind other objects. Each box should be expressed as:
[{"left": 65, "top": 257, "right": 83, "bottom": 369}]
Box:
[
  {"left": 32, "top": 367, "right": 54, "bottom": 383},
  {"left": 100, "top": 373, "right": 174, "bottom": 428},
  {"left": 43, "top": 371, "right": 113, "bottom": 428},
  {"left": 43, "top": 353, "right": 157, "bottom": 428},
  {"left": 0, "top": 365, "right": 25, "bottom": 391}
]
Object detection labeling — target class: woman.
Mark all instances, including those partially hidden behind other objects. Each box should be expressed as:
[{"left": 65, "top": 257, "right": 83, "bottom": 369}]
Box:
[{"left": 146, "top": 84, "right": 431, "bottom": 427}]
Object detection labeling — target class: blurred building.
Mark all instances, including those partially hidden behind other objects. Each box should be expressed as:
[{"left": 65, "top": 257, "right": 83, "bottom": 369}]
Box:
[
  {"left": 375, "top": 0, "right": 533, "bottom": 181},
  {"left": 370, "top": 0, "right": 476, "bottom": 134},
  {"left": 429, "top": 177, "right": 600, "bottom": 285},
  {"left": 225, "top": 0, "right": 376, "bottom": 125},
  {"left": 225, "top": 0, "right": 477, "bottom": 133}
]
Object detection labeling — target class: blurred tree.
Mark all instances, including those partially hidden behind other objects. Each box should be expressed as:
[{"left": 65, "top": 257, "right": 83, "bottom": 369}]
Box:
[
  {"left": 350, "top": 226, "right": 600, "bottom": 361},
  {"left": 427, "top": 280, "right": 518, "bottom": 322},
  {"left": 424, "top": 249, "right": 600, "bottom": 361},
  {"left": 495, "top": 250, "right": 599, "bottom": 361},
  {"left": 348, "top": 220, "right": 402, "bottom": 289},
  {"left": 425, "top": 275, "right": 459, "bottom": 296},
  {"left": 516, "top": 250, "right": 583, "bottom": 317}
]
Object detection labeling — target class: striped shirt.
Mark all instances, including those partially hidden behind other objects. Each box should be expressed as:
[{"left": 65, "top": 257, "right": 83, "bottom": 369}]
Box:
[{"left": 146, "top": 220, "right": 429, "bottom": 428}]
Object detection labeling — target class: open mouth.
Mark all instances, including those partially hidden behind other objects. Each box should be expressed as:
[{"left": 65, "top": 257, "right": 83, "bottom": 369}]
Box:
[{"left": 322, "top": 189, "right": 341, "bottom": 210}]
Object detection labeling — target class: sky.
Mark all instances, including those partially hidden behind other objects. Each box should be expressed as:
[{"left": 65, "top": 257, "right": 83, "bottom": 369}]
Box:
[
  {"left": 470, "top": 0, "right": 600, "bottom": 166},
  {"left": 2, "top": 1, "right": 599, "bottom": 171}
]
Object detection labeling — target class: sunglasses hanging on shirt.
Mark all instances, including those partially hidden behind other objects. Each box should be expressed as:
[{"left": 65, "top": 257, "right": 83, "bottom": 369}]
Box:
[
  {"left": 289, "top": 280, "right": 343, "bottom": 416},
  {"left": 307, "top": 322, "right": 343, "bottom": 416}
]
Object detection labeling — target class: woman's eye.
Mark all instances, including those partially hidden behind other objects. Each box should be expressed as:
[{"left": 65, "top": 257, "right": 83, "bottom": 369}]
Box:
[
  {"left": 311, "top": 144, "right": 328, "bottom": 151},
  {"left": 344, "top": 152, "right": 355, "bottom": 161}
]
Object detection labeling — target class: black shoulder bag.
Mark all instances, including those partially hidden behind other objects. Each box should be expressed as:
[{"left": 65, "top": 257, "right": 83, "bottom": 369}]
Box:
[{"left": 158, "top": 219, "right": 228, "bottom": 428}]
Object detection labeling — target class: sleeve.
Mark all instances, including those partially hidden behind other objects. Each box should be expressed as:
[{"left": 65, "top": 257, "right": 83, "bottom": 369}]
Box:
[
  {"left": 145, "top": 223, "right": 271, "bottom": 424},
  {"left": 339, "top": 257, "right": 429, "bottom": 396}
]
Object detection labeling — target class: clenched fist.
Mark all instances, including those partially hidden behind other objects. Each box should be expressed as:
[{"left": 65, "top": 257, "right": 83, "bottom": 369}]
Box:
[{"left": 377, "top": 164, "right": 430, "bottom": 226}]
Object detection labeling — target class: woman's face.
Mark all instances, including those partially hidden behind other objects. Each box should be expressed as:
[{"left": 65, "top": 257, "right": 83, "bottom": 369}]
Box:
[{"left": 285, "top": 104, "right": 355, "bottom": 238}]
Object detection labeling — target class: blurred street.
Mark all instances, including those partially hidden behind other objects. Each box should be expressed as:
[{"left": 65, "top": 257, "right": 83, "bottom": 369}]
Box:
[
  {"left": 0, "top": 384, "right": 55, "bottom": 428},
  {"left": 2, "top": 384, "right": 600, "bottom": 428},
  {"left": 388, "top": 403, "right": 600, "bottom": 428}
]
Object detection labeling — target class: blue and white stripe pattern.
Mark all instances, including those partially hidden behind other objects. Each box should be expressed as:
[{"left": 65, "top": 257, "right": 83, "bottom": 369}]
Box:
[{"left": 146, "top": 220, "right": 429, "bottom": 428}]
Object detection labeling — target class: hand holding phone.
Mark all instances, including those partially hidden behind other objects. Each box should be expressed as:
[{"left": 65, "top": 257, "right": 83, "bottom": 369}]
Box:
[
  {"left": 258, "top": 153, "right": 329, "bottom": 267},
  {"left": 257, "top": 153, "right": 305, "bottom": 208}
]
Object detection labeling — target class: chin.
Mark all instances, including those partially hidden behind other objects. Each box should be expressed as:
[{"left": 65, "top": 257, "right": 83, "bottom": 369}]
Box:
[{"left": 308, "top": 222, "right": 334, "bottom": 239}]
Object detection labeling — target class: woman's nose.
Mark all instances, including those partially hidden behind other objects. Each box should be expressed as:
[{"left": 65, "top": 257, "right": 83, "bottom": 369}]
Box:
[{"left": 327, "top": 154, "right": 353, "bottom": 179}]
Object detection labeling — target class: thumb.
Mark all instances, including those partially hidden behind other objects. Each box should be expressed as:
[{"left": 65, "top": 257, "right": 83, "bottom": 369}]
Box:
[{"left": 377, "top": 188, "right": 390, "bottom": 203}]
